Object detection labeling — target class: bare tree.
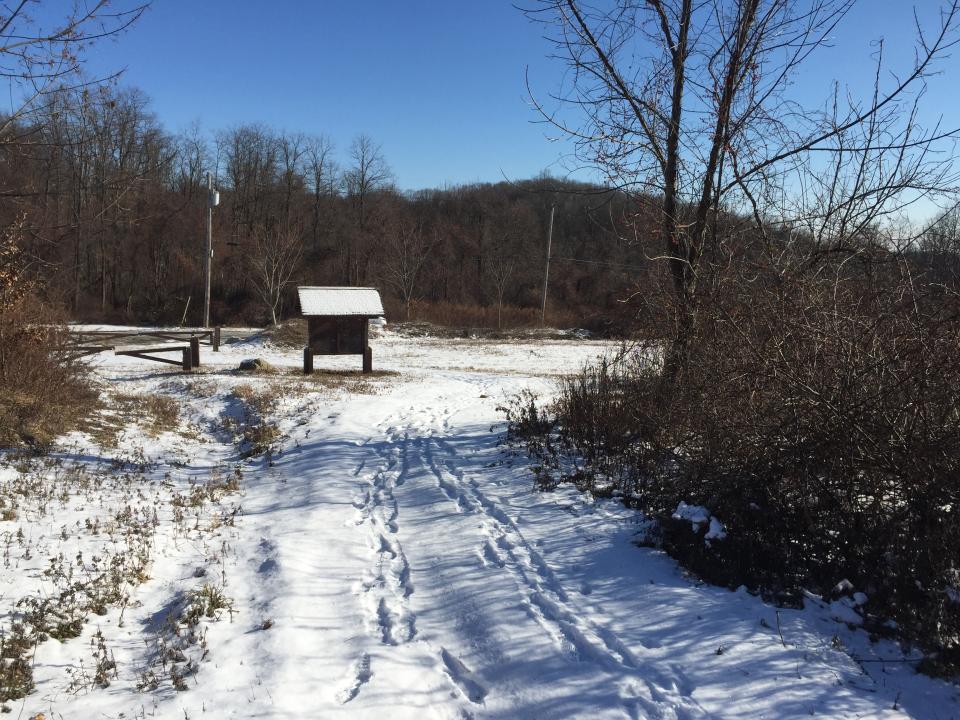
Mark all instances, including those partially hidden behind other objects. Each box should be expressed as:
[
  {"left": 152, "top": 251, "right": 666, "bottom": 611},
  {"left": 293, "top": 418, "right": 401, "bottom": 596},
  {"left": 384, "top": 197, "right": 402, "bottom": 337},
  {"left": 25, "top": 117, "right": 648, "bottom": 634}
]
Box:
[
  {"left": 219, "top": 124, "right": 279, "bottom": 236},
  {"left": 487, "top": 252, "right": 515, "bottom": 329},
  {"left": 527, "top": 0, "right": 960, "bottom": 381},
  {"left": 344, "top": 134, "right": 392, "bottom": 231},
  {"left": 175, "top": 121, "right": 211, "bottom": 200},
  {"left": 341, "top": 135, "right": 392, "bottom": 285},
  {"left": 0, "top": 1, "right": 148, "bottom": 136},
  {"left": 485, "top": 204, "right": 530, "bottom": 329},
  {"left": 248, "top": 225, "right": 303, "bottom": 326},
  {"left": 381, "top": 215, "right": 432, "bottom": 321},
  {"left": 278, "top": 131, "right": 306, "bottom": 224},
  {"left": 304, "top": 134, "right": 338, "bottom": 249},
  {"left": 919, "top": 204, "right": 960, "bottom": 283}
]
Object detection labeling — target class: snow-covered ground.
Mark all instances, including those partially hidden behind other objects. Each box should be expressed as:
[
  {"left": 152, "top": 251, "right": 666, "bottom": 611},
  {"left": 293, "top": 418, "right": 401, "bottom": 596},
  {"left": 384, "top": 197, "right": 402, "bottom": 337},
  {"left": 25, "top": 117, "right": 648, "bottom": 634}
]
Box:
[{"left": 2, "top": 328, "right": 958, "bottom": 719}]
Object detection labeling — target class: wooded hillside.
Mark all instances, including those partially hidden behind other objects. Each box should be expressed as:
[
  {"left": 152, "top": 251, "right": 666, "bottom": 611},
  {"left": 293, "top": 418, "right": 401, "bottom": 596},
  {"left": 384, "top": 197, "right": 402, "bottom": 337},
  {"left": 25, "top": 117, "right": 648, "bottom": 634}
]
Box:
[{"left": 0, "top": 86, "right": 659, "bottom": 330}]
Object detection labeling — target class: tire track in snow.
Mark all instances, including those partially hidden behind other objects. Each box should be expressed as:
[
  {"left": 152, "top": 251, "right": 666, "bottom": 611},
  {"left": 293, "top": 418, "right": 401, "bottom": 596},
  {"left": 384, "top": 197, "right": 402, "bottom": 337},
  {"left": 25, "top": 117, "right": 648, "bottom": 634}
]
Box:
[
  {"left": 372, "top": 405, "right": 492, "bottom": 710},
  {"left": 426, "top": 432, "right": 711, "bottom": 719}
]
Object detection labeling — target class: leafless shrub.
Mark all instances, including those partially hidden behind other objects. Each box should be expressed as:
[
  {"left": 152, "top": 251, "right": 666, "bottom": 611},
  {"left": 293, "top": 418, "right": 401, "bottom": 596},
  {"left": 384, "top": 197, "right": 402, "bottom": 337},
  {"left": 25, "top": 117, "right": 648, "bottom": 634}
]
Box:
[
  {"left": 514, "top": 258, "right": 960, "bottom": 669},
  {"left": 66, "top": 629, "right": 117, "bottom": 692},
  {"left": 82, "top": 392, "right": 180, "bottom": 447},
  {"left": 0, "top": 223, "right": 97, "bottom": 448},
  {"left": 0, "top": 459, "right": 158, "bottom": 705}
]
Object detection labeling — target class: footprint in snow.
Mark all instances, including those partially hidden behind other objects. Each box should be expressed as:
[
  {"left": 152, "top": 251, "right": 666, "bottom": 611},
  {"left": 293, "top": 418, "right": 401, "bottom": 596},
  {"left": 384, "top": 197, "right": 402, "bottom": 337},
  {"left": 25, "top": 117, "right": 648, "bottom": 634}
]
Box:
[
  {"left": 335, "top": 653, "right": 372, "bottom": 704},
  {"left": 440, "top": 648, "right": 488, "bottom": 705}
]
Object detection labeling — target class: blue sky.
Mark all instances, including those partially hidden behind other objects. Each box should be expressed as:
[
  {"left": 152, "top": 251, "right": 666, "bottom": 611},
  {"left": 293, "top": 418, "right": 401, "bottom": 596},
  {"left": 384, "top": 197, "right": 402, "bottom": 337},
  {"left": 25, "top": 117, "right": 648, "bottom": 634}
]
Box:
[
  {"left": 60, "top": 1, "right": 960, "bottom": 195},
  {"left": 78, "top": 1, "right": 572, "bottom": 190}
]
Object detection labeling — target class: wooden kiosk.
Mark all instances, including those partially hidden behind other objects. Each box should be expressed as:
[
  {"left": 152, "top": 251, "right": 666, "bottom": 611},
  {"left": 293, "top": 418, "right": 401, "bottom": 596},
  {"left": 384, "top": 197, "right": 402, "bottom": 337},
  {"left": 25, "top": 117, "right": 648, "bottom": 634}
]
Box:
[{"left": 298, "top": 286, "right": 384, "bottom": 374}]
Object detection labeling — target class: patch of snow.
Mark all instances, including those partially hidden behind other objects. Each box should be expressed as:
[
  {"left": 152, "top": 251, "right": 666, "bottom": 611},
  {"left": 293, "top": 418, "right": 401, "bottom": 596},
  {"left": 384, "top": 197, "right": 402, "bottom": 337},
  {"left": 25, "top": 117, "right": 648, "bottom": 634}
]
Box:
[
  {"left": 829, "top": 598, "right": 864, "bottom": 626},
  {"left": 833, "top": 578, "right": 855, "bottom": 595},
  {"left": 706, "top": 516, "right": 727, "bottom": 541},
  {"left": 672, "top": 501, "right": 710, "bottom": 531},
  {"left": 673, "top": 501, "right": 727, "bottom": 543}
]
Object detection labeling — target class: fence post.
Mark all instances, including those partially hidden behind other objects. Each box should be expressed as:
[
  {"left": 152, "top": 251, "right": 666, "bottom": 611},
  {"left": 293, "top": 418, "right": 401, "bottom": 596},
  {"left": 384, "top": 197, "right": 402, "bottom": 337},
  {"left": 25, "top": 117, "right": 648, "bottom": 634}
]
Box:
[
  {"left": 190, "top": 337, "right": 200, "bottom": 368},
  {"left": 363, "top": 346, "right": 372, "bottom": 374},
  {"left": 213, "top": 326, "right": 221, "bottom": 352},
  {"left": 182, "top": 348, "right": 192, "bottom": 371},
  {"left": 303, "top": 346, "right": 313, "bottom": 375}
]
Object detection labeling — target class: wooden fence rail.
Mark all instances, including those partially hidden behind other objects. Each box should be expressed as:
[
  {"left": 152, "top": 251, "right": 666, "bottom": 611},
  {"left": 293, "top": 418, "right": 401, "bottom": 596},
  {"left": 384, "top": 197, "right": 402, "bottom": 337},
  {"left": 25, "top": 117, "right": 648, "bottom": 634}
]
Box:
[
  {"left": 67, "top": 327, "right": 220, "bottom": 351},
  {"left": 114, "top": 337, "right": 200, "bottom": 371},
  {"left": 55, "top": 328, "right": 215, "bottom": 371}
]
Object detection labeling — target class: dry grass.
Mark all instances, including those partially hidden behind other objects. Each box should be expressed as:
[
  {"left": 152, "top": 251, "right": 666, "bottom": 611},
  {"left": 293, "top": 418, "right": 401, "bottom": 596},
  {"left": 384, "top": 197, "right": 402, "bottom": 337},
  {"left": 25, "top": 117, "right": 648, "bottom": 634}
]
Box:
[
  {"left": 264, "top": 319, "right": 307, "bottom": 348},
  {"left": 231, "top": 383, "right": 277, "bottom": 415},
  {"left": 0, "top": 459, "right": 164, "bottom": 706},
  {"left": 389, "top": 322, "right": 590, "bottom": 342},
  {"left": 181, "top": 379, "right": 217, "bottom": 398},
  {"left": 81, "top": 392, "right": 180, "bottom": 447},
  {"left": 225, "top": 384, "right": 280, "bottom": 457},
  {"left": 288, "top": 368, "right": 396, "bottom": 396},
  {"left": 387, "top": 299, "right": 581, "bottom": 330}
]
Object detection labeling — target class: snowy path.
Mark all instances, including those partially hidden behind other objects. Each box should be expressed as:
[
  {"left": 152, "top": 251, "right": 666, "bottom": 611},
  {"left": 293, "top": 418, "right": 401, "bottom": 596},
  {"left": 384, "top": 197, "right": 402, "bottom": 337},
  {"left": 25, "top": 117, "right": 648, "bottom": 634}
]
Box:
[
  {"left": 9, "top": 331, "right": 959, "bottom": 718},
  {"left": 233, "top": 375, "right": 712, "bottom": 719},
  {"left": 195, "top": 365, "right": 956, "bottom": 719}
]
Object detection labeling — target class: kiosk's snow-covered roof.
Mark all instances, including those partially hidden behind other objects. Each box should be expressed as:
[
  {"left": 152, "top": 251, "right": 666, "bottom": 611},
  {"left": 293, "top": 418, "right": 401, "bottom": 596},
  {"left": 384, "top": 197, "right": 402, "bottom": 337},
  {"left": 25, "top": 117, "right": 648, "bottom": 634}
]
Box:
[{"left": 297, "top": 286, "right": 384, "bottom": 317}]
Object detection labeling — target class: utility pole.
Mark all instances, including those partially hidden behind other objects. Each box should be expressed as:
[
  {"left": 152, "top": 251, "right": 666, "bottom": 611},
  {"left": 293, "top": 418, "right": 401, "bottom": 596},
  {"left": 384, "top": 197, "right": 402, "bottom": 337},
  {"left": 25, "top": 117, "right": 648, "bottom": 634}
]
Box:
[
  {"left": 540, "top": 204, "right": 555, "bottom": 327},
  {"left": 203, "top": 172, "right": 218, "bottom": 328}
]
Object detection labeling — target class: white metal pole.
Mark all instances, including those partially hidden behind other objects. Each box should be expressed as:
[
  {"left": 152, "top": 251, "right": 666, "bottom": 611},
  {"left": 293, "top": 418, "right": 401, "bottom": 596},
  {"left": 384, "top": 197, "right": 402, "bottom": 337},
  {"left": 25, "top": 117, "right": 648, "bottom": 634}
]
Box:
[
  {"left": 540, "top": 204, "right": 555, "bottom": 327},
  {"left": 204, "top": 172, "right": 212, "bottom": 329}
]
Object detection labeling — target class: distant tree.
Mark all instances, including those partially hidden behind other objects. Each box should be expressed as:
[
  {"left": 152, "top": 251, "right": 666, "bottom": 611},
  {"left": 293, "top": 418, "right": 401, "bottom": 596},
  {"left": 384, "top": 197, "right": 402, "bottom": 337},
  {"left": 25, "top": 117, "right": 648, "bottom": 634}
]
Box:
[
  {"left": 219, "top": 124, "right": 279, "bottom": 236},
  {"left": 3, "top": 73, "right": 653, "bottom": 327},
  {"left": 175, "top": 121, "right": 211, "bottom": 200},
  {"left": 920, "top": 205, "right": 960, "bottom": 283},
  {"left": 248, "top": 225, "right": 303, "bottom": 326},
  {"left": 304, "top": 134, "right": 338, "bottom": 249},
  {"left": 342, "top": 135, "right": 392, "bottom": 284},
  {"left": 278, "top": 131, "right": 306, "bottom": 225},
  {"left": 487, "top": 252, "right": 515, "bottom": 329},
  {"left": 344, "top": 134, "right": 392, "bottom": 231},
  {"left": 381, "top": 213, "right": 432, "bottom": 321}
]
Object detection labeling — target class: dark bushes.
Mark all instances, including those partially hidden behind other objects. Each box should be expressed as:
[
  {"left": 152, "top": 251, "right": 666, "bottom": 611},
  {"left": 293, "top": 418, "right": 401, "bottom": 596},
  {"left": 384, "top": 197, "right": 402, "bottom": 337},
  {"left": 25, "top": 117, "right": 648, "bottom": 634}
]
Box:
[{"left": 507, "top": 260, "right": 960, "bottom": 670}]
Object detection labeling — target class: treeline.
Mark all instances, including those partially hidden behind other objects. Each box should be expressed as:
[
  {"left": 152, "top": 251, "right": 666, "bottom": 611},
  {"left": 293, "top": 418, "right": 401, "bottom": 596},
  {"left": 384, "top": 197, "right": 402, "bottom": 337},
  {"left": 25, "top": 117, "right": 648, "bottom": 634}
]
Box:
[{"left": 0, "top": 84, "right": 656, "bottom": 330}]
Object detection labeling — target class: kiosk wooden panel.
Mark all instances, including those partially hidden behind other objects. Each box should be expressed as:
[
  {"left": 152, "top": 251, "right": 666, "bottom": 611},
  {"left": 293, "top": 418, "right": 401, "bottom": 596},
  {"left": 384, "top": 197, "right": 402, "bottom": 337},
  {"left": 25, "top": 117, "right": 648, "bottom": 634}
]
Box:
[{"left": 298, "top": 287, "right": 383, "bottom": 375}]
